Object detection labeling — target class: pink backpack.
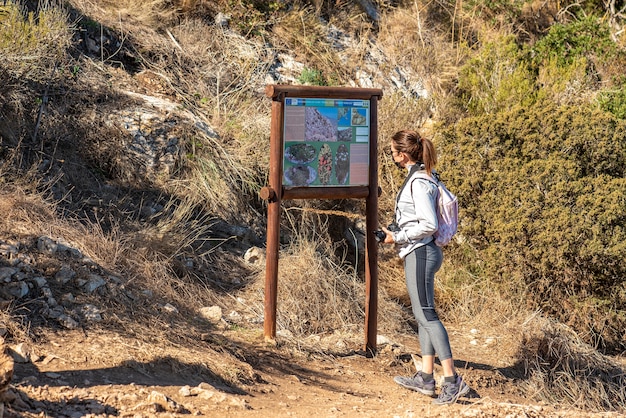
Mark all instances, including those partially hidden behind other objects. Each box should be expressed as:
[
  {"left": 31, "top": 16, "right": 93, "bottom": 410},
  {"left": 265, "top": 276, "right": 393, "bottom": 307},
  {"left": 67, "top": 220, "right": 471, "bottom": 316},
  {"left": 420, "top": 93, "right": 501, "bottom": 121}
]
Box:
[{"left": 413, "top": 173, "right": 459, "bottom": 247}]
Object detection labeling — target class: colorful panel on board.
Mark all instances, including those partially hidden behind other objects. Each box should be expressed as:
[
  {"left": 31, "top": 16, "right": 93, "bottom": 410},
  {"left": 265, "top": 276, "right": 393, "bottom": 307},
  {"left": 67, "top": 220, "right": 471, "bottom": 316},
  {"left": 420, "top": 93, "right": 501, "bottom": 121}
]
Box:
[{"left": 283, "top": 98, "right": 370, "bottom": 187}]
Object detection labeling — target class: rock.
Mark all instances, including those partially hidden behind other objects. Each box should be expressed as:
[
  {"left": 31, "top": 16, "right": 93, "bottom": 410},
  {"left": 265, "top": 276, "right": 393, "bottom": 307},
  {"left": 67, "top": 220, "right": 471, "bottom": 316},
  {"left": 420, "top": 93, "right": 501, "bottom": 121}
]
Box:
[
  {"left": 4, "top": 281, "right": 29, "bottom": 298},
  {"left": 55, "top": 266, "right": 76, "bottom": 284},
  {"left": 86, "top": 36, "right": 99, "bottom": 53},
  {"left": 56, "top": 240, "right": 83, "bottom": 258},
  {"left": 61, "top": 293, "right": 75, "bottom": 306},
  {"left": 214, "top": 12, "right": 230, "bottom": 28},
  {"left": 37, "top": 236, "right": 58, "bottom": 253},
  {"left": 79, "top": 304, "right": 103, "bottom": 322},
  {"left": 58, "top": 314, "right": 80, "bottom": 329},
  {"left": 376, "top": 334, "right": 392, "bottom": 346},
  {"left": 147, "top": 390, "right": 187, "bottom": 413},
  {"left": 243, "top": 246, "right": 265, "bottom": 265},
  {"left": 0, "top": 242, "right": 18, "bottom": 258},
  {"left": 41, "top": 287, "right": 57, "bottom": 306},
  {"left": 162, "top": 303, "right": 179, "bottom": 314},
  {"left": 9, "top": 343, "right": 30, "bottom": 363},
  {"left": 179, "top": 385, "right": 192, "bottom": 397},
  {"left": 0, "top": 267, "right": 17, "bottom": 282},
  {"left": 227, "top": 310, "right": 242, "bottom": 323},
  {"left": 31, "top": 276, "right": 48, "bottom": 287},
  {"left": 199, "top": 306, "right": 222, "bottom": 324},
  {"left": 83, "top": 274, "right": 106, "bottom": 293}
]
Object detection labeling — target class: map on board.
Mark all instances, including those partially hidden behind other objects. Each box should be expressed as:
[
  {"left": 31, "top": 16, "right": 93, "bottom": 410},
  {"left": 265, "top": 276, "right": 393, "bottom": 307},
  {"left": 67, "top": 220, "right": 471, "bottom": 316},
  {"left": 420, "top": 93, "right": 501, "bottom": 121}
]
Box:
[{"left": 283, "top": 98, "right": 370, "bottom": 187}]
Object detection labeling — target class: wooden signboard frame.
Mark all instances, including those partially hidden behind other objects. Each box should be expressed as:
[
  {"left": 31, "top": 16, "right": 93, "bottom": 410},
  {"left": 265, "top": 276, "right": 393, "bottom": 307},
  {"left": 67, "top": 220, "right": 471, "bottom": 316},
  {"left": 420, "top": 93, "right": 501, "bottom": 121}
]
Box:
[{"left": 261, "top": 84, "right": 383, "bottom": 353}]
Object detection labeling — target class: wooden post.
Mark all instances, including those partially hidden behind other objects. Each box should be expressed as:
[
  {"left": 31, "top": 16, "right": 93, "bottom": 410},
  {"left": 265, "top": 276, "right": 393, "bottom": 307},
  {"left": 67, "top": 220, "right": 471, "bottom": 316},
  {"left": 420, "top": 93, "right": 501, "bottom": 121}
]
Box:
[
  {"left": 263, "top": 85, "right": 383, "bottom": 351},
  {"left": 264, "top": 96, "right": 283, "bottom": 343},
  {"left": 364, "top": 96, "right": 379, "bottom": 354}
]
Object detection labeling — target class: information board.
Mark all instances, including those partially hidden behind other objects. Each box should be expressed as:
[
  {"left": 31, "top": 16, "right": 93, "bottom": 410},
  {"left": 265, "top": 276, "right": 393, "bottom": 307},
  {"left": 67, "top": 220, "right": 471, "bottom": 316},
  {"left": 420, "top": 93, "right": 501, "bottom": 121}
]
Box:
[{"left": 282, "top": 97, "right": 370, "bottom": 188}]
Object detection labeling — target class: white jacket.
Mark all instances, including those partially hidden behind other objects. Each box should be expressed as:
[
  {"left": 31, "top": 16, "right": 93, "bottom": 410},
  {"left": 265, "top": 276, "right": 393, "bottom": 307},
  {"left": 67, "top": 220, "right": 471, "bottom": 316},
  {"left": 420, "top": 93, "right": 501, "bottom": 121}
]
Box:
[{"left": 393, "top": 165, "right": 438, "bottom": 259}]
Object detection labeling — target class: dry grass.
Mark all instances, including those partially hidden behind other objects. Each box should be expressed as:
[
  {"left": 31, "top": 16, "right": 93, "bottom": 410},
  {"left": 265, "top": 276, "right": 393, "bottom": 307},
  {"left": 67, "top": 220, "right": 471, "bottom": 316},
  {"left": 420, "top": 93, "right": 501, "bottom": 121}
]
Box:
[
  {"left": 0, "top": 308, "right": 30, "bottom": 345},
  {"left": 241, "top": 209, "right": 406, "bottom": 350},
  {"left": 0, "top": 0, "right": 71, "bottom": 117},
  {"left": 518, "top": 314, "right": 626, "bottom": 412},
  {"left": 69, "top": 0, "right": 180, "bottom": 29},
  {"left": 271, "top": 6, "right": 351, "bottom": 85},
  {"left": 0, "top": 175, "right": 236, "bottom": 348},
  {"left": 377, "top": 7, "right": 461, "bottom": 98}
]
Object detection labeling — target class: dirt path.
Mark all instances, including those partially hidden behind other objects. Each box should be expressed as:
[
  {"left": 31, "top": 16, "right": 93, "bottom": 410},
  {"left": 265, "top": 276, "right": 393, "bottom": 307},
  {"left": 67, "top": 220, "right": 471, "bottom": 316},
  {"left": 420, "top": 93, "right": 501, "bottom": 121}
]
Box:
[{"left": 4, "top": 325, "right": 619, "bottom": 417}]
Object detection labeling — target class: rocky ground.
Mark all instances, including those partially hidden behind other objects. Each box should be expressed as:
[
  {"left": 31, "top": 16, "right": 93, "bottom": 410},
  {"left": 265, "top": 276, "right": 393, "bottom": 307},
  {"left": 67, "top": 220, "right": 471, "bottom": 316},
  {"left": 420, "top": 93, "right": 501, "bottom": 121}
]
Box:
[
  {"left": 3, "top": 325, "right": 624, "bottom": 418},
  {"left": 0, "top": 231, "right": 621, "bottom": 417},
  {"left": 0, "top": 234, "right": 625, "bottom": 417}
]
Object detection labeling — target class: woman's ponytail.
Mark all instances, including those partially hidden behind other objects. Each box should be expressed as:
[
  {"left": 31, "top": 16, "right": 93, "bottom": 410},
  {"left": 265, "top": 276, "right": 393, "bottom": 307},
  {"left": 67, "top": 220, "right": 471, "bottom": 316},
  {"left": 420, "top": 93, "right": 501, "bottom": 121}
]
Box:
[{"left": 391, "top": 130, "right": 437, "bottom": 174}]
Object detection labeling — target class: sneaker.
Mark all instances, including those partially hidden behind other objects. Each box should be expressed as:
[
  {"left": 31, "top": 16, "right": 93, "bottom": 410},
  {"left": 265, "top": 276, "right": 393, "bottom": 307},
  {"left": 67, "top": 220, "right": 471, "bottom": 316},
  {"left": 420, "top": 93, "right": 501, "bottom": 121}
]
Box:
[
  {"left": 393, "top": 373, "right": 436, "bottom": 396},
  {"left": 433, "top": 375, "right": 470, "bottom": 405}
]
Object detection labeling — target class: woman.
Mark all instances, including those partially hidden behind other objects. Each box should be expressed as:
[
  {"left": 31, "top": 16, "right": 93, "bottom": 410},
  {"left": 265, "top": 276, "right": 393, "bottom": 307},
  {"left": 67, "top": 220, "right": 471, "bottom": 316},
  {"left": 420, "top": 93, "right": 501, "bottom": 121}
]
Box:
[{"left": 381, "top": 130, "right": 469, "bottom": 405}]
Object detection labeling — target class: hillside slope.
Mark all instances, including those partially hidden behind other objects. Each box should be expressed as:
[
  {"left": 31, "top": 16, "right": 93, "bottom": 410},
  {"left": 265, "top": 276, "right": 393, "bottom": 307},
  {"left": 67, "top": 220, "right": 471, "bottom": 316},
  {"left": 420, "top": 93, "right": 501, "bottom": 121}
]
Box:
[{"left": 1, "top": 0, "right": 625, "bottom": 416}]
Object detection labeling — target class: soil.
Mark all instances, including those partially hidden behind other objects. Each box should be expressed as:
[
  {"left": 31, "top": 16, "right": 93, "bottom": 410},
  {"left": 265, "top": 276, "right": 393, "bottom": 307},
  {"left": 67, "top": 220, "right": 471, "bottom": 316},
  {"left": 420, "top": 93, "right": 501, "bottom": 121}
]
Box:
[{"left": 5, "top": 323, "right": 620, "bottom": 417}]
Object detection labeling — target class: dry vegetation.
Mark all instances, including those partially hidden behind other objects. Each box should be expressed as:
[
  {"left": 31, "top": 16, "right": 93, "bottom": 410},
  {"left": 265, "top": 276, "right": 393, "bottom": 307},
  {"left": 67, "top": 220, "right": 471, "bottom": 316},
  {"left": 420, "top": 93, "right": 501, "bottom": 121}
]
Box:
[{"left": 1, "top": 0, "right": 626, "bottom": 415}]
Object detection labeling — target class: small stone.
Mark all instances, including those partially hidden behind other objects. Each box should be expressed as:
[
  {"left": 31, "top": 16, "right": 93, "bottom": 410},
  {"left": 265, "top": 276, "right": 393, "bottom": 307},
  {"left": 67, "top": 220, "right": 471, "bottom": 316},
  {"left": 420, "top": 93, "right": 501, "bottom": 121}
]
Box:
[
  {"left": 32, "top": 276, "right": 48, "bottom": 287},
  {"left": 199, "top": 306, "right": 222, "bottom": 324},
  {"left": 55, "top": 266, "right": 76, "bottom": 284},
  {"left": 61, "top": 293, "right": 75, "bottom": 306},
  {"left": 243, "top": 247, "right": 264, "bottom": 264},
  {"left": 37, "top": 236, "right": 58, "bottom": 253},
  {"left": 227, "top": 310, "right": 242, "bottom": 322},
  {"left": 214, "top": 12, "right": 230, "bottom": 28},
  {"left": 5, "top": 282, "right": 29, "bottom": 298},
  {"left": 58, "top": 314, "right": 79, "bottom": 329},
  {"left": 10, "top": 343, "right": 31, "bottom": 363},
  {"left": 376, "top": 334, "right": 391, "bottom": 345},
  {"left": 162, "top": 303, "right": 178, "bottom": 314},
  {"left": 80, "top": 304, "right": 103, "bottom": 322},
  {"left": 0, "top": 267, "right": 17, "bottom": 281},
  {"left": 83, "top": 274, "right": 106, "bottom": 293}
]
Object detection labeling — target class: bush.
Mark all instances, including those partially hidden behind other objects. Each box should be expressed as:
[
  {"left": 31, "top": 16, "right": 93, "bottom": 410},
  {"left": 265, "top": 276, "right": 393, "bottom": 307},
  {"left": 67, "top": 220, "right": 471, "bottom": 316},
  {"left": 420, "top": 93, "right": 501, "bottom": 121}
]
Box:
[
  {"left": 436, "top": 101, "right": 626, "bottom": 352},
  {"left": 456, "top": 35, "right": 535, "bottom": 115},
  {"left": 454, "top": 16, "right": 626, "bottom": 117},
  {"left": 597, "top": 87, "right": 626, "bottom": 119},
  {"left": 530, "top": 15, "right": 616, "bottom": 68},
  {"left": 0, "top": 1, "right": 71, "bottom": 112},
  {"left": 297, "top": 67, "right": 327, "bottom": 86}
]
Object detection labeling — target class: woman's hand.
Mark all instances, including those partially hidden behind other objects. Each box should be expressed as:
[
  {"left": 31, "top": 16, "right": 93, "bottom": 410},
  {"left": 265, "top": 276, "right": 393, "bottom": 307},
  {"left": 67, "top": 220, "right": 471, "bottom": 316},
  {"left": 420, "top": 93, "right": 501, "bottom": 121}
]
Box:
[{"left": 381, "top": 227, "right": 395, "bottom": 244}]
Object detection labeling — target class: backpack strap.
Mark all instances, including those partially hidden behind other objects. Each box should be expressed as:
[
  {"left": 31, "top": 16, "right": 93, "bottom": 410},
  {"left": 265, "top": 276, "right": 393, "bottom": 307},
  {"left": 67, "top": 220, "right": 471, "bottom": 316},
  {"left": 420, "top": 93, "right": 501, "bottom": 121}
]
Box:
[{"left": 409, "top": 172, "right": 439, "bottom": 197}]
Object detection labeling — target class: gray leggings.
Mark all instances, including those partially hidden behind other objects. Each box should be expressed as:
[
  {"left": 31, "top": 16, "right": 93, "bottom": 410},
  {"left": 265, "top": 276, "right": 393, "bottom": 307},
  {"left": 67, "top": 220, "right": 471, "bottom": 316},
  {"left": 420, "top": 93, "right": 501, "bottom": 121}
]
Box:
[{"left": 404, "top": 241, "right": 452, "bottom": 360}]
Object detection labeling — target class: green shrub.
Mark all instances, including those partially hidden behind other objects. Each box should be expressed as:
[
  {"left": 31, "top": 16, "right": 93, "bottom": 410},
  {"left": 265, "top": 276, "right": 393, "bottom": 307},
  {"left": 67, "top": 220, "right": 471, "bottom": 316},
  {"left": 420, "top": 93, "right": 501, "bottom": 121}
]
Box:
[
  {"left": 224, "top": 0, "right": 286, "bottom": 37},
  {"left": 298, "top": 67, "right": 327, "bottom": 86},
  {"left": 530, "top": 15, "right": 616, "bottom": 67},
  {"left": 0, "top": 3, "right": 69, "bottom": 66},
  {"left": 456, "top": 35, "right": 535, "bottom": 115},
  {"left": 597, "top": 87, "right": 626, "bottom": 119},
  {"left": 436, "top": 101, "right": 626, "bottom": 352},
  {"left": 455, "top": 16, "right": 626, "bottom": 116},
  {"left": 535, "top": 56, "right": 597, "bottom": 104}
]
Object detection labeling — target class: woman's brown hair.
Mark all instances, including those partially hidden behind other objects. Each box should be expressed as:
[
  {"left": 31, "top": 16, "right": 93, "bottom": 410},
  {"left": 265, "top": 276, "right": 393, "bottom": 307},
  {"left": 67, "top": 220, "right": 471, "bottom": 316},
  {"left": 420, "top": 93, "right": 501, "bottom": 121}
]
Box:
[{"left": 391, "top": 130, "right": 437, "bottom": 174}]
